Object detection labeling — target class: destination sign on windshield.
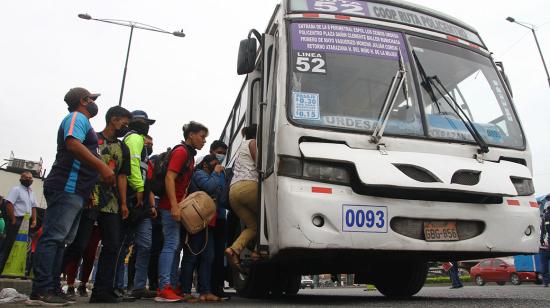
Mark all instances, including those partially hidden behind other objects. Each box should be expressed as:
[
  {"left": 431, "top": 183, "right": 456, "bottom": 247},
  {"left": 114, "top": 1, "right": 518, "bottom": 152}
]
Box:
[
  {"left": 289, "top": 0, "right": 483, "bottom": 46},
  {"left": 291, "top": 22, "right": 408, "bottom": 62}
]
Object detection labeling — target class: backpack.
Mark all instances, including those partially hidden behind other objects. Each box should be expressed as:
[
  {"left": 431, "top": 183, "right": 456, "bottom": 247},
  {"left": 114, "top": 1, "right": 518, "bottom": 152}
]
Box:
[
  {"left": 150, "top": 144, "right": 193, "bottom": 196},
  {"left": 544, "top": 209, "right": 550, "bottom": 233}
]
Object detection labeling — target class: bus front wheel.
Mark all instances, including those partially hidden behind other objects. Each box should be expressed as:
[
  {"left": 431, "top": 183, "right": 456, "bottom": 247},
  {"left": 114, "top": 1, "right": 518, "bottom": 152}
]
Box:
[
  {"left": 232, "top": 263, "right": 269, "bottom": 298},
  {"left": 374, "top": 258, "right": 428, "bottom": 298}
]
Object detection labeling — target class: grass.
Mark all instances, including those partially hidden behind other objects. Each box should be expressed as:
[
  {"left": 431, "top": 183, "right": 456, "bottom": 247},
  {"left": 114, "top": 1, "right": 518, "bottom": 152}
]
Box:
[{"left": 425, "top": 275, "right": 471, "bottom": 284}]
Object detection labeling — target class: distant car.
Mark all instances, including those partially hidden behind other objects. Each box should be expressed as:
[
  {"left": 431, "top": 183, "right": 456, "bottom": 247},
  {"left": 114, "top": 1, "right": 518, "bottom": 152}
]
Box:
[
  {"left": 470, "top": 258, "right": 538, "bottom": 286},
  {"left": 300, "top": 278, "right": 314, "bottom": 289}
]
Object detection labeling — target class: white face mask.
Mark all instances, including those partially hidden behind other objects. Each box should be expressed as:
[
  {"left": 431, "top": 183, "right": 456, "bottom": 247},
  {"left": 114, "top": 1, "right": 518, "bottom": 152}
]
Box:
[{"left": 215, "top": 154, "right": 226, "bottom": 164}]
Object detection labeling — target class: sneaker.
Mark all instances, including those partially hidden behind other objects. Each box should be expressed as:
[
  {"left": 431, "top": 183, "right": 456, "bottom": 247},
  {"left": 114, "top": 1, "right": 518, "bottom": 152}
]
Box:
[
  {"left": 174, "top": 285, "right": 182, "bottom": 296},
  {"left": 130, "top": 288, "right": 157, "bottom": 299},
  {"left": 25, "top": 292, "right": 69, "bottom": 306},
  {"left": 66, "top": 287, "right": 75, "bottom": 297},
  {"left": 89, "top": 291, "right": 122, "bottom": 304},
  {"left": 113, "top": 288, "right": 124, "bottom": 298},
  {"left": 154, "top": 285, "right": 183, "bottom": 302},
  {"left": 56, "top": 291, "right": 76, "bottom": 304},
  {"left": 213, "top": 287, "right": 231, "bottom": 300},
  {"left": 112, "top": 288, "right": 136, "bottom": 302},
  {"left": 213, "top": 291, "right": 231, "bottom": 301},
  {"left": 77, "top": 285, "right": 88, "bottom": 297}
]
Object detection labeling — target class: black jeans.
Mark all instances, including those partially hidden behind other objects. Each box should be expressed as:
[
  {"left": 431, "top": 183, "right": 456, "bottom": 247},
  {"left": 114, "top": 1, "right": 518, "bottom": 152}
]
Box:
[
  {"left": 211, "top": 219, "right": 227, "bottom": 293},
  {"left": 92, "top": 212, "right": 122, "bottom": 294},
  {"left": 541, "top": 248, "right": 550, "bottom": 286},
  {"left": 147, "top": 214, "right": 163, "bottom": 291},
  {"left": 0, "top": 216, "right": 24, "bottom": 273}
]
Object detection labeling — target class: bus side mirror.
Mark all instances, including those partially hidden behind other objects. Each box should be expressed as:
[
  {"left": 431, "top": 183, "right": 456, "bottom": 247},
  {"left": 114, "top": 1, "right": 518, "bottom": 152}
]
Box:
[{"left": 237, "top": 37, "right": 257, "bottom": 75}]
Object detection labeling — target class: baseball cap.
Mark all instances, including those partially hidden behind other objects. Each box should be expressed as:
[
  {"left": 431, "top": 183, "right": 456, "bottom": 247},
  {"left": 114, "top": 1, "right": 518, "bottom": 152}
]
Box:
[
  {"left": 64, "top": 87, "right": 100, "bottom": 108},
  {"left": 131, "top": 110, "right": 156, "bottom": 125}
]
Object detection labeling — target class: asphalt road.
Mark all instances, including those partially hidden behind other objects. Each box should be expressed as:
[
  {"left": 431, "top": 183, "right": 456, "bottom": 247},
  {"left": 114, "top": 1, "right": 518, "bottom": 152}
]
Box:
[{"left": 4, "top": 285, "right": 549, "bottom": 307}]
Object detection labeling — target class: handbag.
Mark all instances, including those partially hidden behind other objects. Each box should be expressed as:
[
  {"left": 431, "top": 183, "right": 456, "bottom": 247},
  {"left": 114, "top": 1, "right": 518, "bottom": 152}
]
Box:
[
  {"left": 179, "top": 191, "right": 216, "bottom": 255},
  {"left": 179, "top": 191, "right": 216, "bottom": 235}
]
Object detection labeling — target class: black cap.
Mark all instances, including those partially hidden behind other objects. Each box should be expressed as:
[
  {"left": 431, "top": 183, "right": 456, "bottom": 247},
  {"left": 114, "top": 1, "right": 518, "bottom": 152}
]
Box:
[
  {"left": 64, "top": 87, "right": 100, "bottom": 109},
  {"left": 131, "top": 110, "right": 156, "bottom": 125}
]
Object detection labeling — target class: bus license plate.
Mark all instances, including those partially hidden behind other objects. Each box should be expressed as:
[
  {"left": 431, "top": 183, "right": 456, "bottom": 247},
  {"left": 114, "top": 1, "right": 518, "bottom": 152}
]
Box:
[
  {"left": 342, "top": 205, "right": 388, "bottom": 233},
  {"left": 423, "top": 221, "right": 459, "bottom": 241}
]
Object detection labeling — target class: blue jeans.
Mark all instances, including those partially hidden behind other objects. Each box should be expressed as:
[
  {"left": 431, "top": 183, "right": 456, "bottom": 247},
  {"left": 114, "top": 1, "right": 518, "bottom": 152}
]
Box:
[
  {"left": 158, "top": 209, "right": 181, "bottom": 289},
  {"left": 32, "top": 190, "right": 83, "bottom": 294},
  {"left": 115, "top": 218, "right": 152, "bottom": 290},
  {"left": 449, "top": 261, "right": 463, "bottom": 287},
  {"left": 181, "top": 228, "right": 214, "bottom": 294}
]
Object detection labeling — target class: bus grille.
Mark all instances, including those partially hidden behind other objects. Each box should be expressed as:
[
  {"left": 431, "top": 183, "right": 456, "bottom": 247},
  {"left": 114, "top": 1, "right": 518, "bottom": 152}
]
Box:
[
  {"left": 451, "top": 170, "right": 481, "bottom": 186},
  {"left": 390, "top": 217, "right": 485, "bottom": 241}
]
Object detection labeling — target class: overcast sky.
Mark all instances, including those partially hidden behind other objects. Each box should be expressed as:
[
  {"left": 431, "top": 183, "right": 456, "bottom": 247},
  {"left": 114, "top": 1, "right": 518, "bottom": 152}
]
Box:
[{"left": 1, "top": 0, "right": 549, "bottom": 194}]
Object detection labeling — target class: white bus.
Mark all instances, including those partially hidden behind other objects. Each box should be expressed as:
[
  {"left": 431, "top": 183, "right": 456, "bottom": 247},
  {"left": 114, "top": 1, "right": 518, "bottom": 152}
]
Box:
[{"left": 220, "top": 0, "right": 540, "bottom": 298}]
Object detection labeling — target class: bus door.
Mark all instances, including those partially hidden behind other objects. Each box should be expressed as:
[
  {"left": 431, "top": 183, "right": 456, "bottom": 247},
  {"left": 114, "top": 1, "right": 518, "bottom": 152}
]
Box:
[{"left": 257, "top": 31, "right": 278, "bottom": 252}]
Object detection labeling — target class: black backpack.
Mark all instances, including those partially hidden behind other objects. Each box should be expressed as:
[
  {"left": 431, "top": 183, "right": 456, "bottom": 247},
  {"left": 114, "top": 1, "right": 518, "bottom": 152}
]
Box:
[
  {"left": 150, "top": 144, "right": 193, "bottom": 196},
  {"left": 543, "top": 209, "right": 550, "bottom": 234}
]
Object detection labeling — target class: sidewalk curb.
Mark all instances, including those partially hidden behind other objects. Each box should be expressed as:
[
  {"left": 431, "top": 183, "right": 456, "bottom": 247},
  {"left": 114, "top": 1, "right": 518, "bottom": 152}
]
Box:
[{"left": 0, "top": 278, "right": 32, "bottom": 294}]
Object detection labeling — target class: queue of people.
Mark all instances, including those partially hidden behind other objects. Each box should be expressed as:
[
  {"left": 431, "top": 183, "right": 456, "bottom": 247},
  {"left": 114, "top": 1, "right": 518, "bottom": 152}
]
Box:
[{"left": 25, "top": 87, "right": 260, "bottom": 306}]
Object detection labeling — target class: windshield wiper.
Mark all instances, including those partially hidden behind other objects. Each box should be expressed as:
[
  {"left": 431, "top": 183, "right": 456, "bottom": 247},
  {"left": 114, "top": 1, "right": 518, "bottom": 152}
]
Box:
[
  {"left": 412, "top": 50, "right": 489, "bottom": 155},
  {"left": 371, "top": 50, "right": 410, "bottom": 146}
]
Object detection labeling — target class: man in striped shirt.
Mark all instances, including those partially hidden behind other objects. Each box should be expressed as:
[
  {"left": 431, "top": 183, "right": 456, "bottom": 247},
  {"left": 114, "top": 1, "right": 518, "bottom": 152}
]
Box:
[{"left": 28, "top": 87, "right": 115, "bottom": 307}]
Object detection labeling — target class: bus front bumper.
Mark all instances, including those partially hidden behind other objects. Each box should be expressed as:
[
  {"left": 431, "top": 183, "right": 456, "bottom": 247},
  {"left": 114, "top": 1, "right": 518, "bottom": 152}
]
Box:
[{"left": 275, "top": 177, "right": 540, "bottom": 258}]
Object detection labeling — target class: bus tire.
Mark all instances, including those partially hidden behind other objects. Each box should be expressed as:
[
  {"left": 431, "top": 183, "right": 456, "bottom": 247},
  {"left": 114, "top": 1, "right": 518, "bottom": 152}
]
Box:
[
  {"left": 374, "top": 259, "right": 428, "bottom": 298},
  {"left": 232, "top": 263, "right": 269, "bottom": 298},
  {"left": 269, "top": 272, "right": 301, "bottom": 296},
  {"left": 283, "top": 274, "right": 301, "bottom": 295}
]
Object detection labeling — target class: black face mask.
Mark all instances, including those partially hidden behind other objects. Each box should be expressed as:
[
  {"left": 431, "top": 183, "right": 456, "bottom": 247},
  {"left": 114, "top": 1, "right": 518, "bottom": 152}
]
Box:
[
  {"left": 129, "top": 121, "right": 150, "bottom": 135},
  {"left": 20, "top": 179, "right": 33, "bottom": 187},
  {"left": 145, "top": 146, "right": 153, "bottom": 155},
  {"left": 86, "top": 102, "right": 99, "bottom": 118},
  {"left": 115, "top": 126, "right": 130, "bottom": 138}
]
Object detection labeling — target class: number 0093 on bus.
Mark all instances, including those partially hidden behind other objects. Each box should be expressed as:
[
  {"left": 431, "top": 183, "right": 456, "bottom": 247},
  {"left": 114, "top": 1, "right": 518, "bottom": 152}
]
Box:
[
  {"left": 423, "top": 221, "right": 459, "bottom": 241},
  {"left": 342, "top": 205, "right": 388, "bottom": 233}
]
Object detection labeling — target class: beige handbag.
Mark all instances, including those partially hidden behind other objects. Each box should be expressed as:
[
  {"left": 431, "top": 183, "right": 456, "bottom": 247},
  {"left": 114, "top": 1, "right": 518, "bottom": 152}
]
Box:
[
  {"left": 179, "top": 191, "right": 216, "bottom": 235},
  {"left": 179, "top": 191, "right": 216, "bottom": 255}
]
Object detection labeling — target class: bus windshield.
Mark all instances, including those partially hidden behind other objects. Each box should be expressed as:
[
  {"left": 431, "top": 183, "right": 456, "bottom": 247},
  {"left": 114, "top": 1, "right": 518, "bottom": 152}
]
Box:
[
  {"left": 289, "top": 22, "right": 424, "bottom": 137},
  {"left": 288, "top": 21, "right": 525, "bottom": 149},
  {"left": 408, "top": 35, "right": 524, "bottom": 149}
]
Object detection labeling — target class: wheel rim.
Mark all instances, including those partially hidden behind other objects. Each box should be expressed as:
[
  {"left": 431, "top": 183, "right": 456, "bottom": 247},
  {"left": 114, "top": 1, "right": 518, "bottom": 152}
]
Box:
[
  {"left": 511, "top": 274, "right": 519, "bottom": 284},
  {"left": 476, "top": 276, "right": 484, "bottom": 285}
]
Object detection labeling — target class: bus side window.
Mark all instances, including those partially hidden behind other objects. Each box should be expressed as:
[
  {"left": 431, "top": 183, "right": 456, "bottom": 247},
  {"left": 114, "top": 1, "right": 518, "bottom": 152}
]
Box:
[{"left": 250, "top": 78, "right": 261, "bottom": 125}]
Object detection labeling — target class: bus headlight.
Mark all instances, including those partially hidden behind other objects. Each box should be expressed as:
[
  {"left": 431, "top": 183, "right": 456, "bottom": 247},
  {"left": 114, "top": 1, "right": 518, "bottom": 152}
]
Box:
[
  {"left": 510, "top": 177, "right": 535, "bottom": 196},
  {"left": 278, "top": 156, "right": 352, "bottom": 186},
  {"left": 303, "top": 161, "right": 351, "bottom": 185}
]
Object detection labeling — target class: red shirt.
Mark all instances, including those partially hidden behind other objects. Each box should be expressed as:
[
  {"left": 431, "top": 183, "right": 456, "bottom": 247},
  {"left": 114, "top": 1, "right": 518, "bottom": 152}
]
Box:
[{"left": 159, "top": 146, "right": 195, "bottom": 210}]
